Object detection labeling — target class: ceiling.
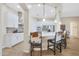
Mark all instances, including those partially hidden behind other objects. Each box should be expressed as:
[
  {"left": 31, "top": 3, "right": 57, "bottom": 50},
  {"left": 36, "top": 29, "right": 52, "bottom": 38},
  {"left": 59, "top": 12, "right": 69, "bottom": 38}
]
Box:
[
  {"left": 26, "top": 3, "right": 61, "bottom": 19},
  {"left": 5, "top": 3, "right": 23, "bottom": 12},
  {"left": 5, "top": 3, "right": 79, "bottom": 18},
  {"left": 26, "top": 3, "right": 79, "bottom": 18}
]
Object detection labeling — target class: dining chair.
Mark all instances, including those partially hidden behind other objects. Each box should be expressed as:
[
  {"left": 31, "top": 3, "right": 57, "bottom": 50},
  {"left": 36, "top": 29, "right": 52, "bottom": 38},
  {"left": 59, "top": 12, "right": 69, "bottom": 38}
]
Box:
[
  {"left": 47, "top": 32, "right": 62, "bottom": 55},
  {"left": 29, "top": 32, "right": 42, "bottom": 56},
  {"left": 61, "top": 31, "right": 67, "bottom": 49}
]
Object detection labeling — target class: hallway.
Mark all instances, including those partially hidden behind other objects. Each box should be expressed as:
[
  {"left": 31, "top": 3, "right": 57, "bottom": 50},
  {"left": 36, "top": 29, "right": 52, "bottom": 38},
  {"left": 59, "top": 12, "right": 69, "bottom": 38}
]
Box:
[{"left": 2, "top": 37, "right": 79, "bottom": 56}]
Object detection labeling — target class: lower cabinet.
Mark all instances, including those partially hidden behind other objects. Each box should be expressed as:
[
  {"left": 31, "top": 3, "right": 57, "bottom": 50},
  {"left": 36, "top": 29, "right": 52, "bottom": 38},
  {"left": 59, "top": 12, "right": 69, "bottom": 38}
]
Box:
[{"left": 3, "top": 33, "right": 24, "bottom": 48}]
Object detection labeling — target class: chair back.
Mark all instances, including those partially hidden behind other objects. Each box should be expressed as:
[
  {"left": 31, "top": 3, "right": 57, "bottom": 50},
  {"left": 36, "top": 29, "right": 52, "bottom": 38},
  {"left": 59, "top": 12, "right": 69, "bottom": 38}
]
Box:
[
  {"left": 63, "top": 31, "right": 67, "bottom": 39},
  {"left": 54, "top": 32, "right": 62, "bottom": 42},
  {"left": 61, "top": 30, "right": 67, "bottom": 40},
  {"left": 30, "top": 32, "right": 38, "bottom": 38},
  {"left": 30, "top": 32, "right": 42, "bottom": 43}
]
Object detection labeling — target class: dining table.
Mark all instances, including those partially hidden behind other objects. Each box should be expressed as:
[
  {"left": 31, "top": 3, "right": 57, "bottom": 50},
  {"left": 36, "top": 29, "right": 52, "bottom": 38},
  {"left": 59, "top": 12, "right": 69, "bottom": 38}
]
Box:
[
  {"left": 40, "top": 32, "right": 55, "bottom": 50},
  {"left": 41, "top": 32, "right": 55, "bottom": 39}
]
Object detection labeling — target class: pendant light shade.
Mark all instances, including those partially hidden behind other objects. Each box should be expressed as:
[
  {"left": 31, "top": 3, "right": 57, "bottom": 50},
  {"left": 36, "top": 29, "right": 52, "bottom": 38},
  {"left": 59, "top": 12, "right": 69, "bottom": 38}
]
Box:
[{"left": 43, "top": 18, "right": 45, "bottom": 21}]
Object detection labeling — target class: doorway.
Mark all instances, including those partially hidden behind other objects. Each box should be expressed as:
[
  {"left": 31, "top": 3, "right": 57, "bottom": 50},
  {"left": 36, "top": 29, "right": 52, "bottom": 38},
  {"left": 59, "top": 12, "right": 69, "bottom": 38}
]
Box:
[{"left": 70, "top": 22, "right": 78, "bottom": 38}]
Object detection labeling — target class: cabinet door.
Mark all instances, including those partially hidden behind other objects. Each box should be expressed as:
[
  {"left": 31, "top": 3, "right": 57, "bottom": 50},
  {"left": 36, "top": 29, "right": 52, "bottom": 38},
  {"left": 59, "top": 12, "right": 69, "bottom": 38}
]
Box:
[{"left": 6, "top": 10, "right": 18, "bottom": 28}]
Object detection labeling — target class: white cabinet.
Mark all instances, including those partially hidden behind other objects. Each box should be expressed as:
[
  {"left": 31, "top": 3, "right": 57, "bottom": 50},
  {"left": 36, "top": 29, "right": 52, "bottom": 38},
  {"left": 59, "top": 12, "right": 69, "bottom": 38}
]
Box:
[
  {"left": 4, "top": 33, "right": 24, "bottom": 48},
  {"left": 6, "top": 9, "right": 18, "bottom": 28}
]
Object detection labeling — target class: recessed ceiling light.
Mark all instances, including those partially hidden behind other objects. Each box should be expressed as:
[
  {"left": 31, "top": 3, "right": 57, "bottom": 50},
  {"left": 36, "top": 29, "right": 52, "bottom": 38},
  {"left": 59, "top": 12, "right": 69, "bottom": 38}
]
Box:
[{"left": 38, "top": 4, "right": 41, "bottom": 7}]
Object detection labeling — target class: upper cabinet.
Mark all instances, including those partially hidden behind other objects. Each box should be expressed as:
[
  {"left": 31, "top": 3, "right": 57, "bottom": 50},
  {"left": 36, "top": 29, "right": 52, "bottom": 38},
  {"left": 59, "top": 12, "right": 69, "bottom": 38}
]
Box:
[
  {"left": 4, "top": 4, "right": 24, "bottom": 33},
  {"left": 6, "top": 11, "right": 18, "bottom": 28}
]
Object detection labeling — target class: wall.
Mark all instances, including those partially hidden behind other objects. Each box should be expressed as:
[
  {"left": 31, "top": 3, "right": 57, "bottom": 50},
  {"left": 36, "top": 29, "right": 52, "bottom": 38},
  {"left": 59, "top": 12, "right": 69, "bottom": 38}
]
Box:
[
  {"left": 0, "top": 4, "right": 6, "bottom": 56},
  {"left": 62, "top": 3, "right": 79, "bottom": 17},
  {"left": 0, "top": 4, "right": 2, "bottom": 56},
  {"left": 24, "top": 10, "right": 30, "bottom": 52},
  {"left": 61, "top": 17, "right": 79, "bottom": 38}
]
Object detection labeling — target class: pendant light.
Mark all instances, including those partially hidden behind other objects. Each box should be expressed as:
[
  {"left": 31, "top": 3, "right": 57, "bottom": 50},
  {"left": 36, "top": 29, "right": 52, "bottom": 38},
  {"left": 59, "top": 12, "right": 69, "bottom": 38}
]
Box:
[{"left": 43, "top": 3, "right": 45, "bottom": 22}]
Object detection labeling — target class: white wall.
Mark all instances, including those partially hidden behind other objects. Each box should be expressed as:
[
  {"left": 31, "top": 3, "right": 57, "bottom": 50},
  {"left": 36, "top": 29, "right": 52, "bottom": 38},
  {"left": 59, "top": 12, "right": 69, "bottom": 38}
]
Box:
[
  {"left": 0, "top": 4, "right": 2, "bottom": 56},
  {"left": 23, "top": 9, "right": 30, "bottom": 52},
  {"left": 0, "top": 4, "right": 6, "bottom": 56},
  {"left": 61, "top": 17, "right": 79, "bottom": 38},
  {"left": 62, "top": 3, "right": 79, "bottom": 17}
]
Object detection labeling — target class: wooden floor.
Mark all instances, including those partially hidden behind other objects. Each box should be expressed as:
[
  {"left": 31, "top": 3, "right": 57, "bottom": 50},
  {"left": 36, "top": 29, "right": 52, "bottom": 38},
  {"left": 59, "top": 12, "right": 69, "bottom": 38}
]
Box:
[{"left": 2, "top": 37, "right": 79, "bottom": 56}]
